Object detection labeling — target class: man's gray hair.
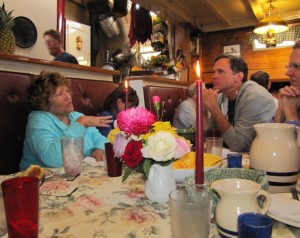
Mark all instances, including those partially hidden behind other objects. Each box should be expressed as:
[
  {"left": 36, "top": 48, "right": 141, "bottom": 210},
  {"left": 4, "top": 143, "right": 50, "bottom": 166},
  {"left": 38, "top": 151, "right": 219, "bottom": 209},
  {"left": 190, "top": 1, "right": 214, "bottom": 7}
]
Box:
[{"left": 188, "top": 82, "right": 196, "bottom": 97}]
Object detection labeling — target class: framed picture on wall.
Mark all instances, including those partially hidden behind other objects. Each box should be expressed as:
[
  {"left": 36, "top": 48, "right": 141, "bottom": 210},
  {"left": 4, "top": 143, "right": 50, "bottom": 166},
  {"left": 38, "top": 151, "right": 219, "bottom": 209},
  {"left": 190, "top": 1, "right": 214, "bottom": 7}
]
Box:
[{"left": 223, "top": 44, "right": 241, "bottom": 57}]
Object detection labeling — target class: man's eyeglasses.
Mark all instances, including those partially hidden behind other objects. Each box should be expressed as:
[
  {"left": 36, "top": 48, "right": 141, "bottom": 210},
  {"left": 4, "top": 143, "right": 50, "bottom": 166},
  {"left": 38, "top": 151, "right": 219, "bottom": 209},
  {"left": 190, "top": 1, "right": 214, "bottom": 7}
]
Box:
[{"left": 285, "top": 63, "right": 300, "bottom": 70}]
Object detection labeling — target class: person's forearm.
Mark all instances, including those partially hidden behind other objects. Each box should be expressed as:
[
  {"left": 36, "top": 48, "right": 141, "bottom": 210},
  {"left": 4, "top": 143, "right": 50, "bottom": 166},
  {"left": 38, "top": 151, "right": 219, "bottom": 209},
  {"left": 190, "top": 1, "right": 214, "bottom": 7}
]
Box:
[
  {"left": 274, "top": 108, "right": 285, "bottom": 122},
  {"left": 283, "top": 108, "right": 300, "bottom": 121},
  {"left": 207, "top": 104, "right": 231, "bottom": 135},
  {"left": 203, "top": 109, "right": 210, "bottom": 131}
]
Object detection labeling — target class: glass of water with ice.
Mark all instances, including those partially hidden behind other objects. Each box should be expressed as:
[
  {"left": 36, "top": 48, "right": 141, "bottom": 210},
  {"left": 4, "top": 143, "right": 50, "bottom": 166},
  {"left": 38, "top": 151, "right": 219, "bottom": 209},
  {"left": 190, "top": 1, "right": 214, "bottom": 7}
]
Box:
[{"left": 61, "top": 137, "right": 84, "bottom": 176}]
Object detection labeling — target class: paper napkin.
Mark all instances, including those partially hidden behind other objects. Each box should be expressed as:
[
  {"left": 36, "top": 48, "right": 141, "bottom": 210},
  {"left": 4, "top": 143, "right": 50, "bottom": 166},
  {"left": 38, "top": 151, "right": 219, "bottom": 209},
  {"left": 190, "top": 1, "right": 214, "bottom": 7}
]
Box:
[
  {"left": 269, "top": 194, "right": 300, "bottom": 216},
  {"left": 83, "top": 157, "right": 105, "bottom": 167}
]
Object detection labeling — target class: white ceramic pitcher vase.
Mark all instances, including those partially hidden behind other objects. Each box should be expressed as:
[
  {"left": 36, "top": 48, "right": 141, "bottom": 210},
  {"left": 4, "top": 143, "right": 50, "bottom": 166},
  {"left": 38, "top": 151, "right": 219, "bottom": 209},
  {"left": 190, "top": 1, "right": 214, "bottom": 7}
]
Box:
[
  {"left": 144, "top": 163, "right": 177, "bottom": 203},
  {"left": 211, "top": 178, "right": 271, "bottom": 238},
  {"left": 250, "top": 123, "right": 300, "bottom": 193}
]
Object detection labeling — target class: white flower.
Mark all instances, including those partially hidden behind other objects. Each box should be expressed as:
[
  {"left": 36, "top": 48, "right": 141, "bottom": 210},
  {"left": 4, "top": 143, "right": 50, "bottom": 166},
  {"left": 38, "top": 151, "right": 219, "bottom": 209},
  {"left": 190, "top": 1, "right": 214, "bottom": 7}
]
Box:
[{"left": 141, "top": 131, "right": 177, "bottom": 162}]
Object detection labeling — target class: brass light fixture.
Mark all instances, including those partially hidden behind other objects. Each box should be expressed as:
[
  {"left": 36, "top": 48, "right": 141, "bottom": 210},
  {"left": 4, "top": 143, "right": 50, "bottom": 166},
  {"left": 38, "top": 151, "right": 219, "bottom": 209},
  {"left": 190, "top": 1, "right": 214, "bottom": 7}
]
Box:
[{"left": 253, "top": 0, "right": 289, "bottom": 47}]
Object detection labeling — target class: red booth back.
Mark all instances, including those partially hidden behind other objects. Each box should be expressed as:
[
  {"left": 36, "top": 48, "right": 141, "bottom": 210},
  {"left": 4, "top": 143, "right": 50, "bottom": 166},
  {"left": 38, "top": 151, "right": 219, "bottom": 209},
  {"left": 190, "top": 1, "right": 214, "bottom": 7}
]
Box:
[
  {"left": 143, "top": 85, "right": 188, "bottom": 122},
  {"left": 0, "top": 71, "right": 118, "bottom": 174}
]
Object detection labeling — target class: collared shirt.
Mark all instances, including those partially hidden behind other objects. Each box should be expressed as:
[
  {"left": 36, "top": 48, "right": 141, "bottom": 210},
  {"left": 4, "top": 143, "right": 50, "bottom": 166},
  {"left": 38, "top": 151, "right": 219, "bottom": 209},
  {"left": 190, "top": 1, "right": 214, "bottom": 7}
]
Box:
[
  {"left": 172, "top": 97, "right": 196, "bottom": 129},
  {"left": 208, "top": 81, "right": 276, "bottom": 152}
]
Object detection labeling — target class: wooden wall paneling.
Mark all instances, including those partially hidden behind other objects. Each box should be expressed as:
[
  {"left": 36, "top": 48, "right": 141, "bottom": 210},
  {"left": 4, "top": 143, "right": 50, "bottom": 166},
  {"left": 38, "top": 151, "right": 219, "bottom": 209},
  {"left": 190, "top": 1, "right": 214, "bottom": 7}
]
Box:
[{"left": 200, "top": 29, "right": 291, "bottom": 83}]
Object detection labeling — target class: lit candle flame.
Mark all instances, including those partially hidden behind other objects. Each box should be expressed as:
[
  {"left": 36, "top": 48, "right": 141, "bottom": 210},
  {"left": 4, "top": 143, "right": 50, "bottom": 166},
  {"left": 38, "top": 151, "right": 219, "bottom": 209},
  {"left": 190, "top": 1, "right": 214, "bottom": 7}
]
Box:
[
  {"left": 196, "top": 60, "right": 201, "bottom": 78},
  {"left": 124, "top": 80, "right": 128, "bottom": 89}
]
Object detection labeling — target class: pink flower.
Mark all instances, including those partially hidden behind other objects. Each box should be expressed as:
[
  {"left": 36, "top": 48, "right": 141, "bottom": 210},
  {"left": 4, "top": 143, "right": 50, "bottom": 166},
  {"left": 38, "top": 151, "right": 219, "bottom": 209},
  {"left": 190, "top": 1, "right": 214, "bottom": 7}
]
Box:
[
  {"left": 152, "top": 96, "right": 160, "bottom": 103},
  {"left": 40, "top": 181, "right": 70, "bottom": 191},
  {"left": 75, "top": 195, "right": 103, "bottom": 210},
  {"left": 124, "top": 208, "right": 154, "bottom": 224},
  {"left": 117, "top": 107, "right": 156, "bottom": 136},
  {"left": 126, "top": 190, "right": 144, "bottom": 198},
  {"left": 113, "top": 133, "right": 130, "bottom": 158},
  {"left": 174, "top": 137, "right": 191, "bottom": 158}
]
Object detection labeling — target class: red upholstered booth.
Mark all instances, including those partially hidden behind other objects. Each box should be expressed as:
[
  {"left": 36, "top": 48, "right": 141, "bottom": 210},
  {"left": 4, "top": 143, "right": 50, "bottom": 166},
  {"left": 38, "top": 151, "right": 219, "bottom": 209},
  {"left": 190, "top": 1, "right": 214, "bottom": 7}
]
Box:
[
  {"left": 0, "top": 71, "right": 118, "bottom": 174},
  {"left": 0, "top": 71, "right": 187, "bottom": 174},
  {"left": 143, "top": 85, "right": 188, "bottom": 122}
]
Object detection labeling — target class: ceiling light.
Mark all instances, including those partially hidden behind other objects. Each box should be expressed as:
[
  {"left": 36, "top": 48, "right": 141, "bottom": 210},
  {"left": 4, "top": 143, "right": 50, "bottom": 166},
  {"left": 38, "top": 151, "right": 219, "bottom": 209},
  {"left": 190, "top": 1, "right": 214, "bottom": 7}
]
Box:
[{"left": 253, "top": 1, "right": 289, "bottom": 35}]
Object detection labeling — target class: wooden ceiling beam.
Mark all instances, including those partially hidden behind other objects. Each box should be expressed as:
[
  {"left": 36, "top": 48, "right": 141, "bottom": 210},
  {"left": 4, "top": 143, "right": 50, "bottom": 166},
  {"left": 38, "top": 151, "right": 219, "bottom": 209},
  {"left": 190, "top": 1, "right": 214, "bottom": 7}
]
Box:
[
  {"left": 200, "top": 0, "right": 232, "bottom": 27},
  {"left": 246, "top": 0, "right": 265, "bottom": 21},
  {"left": 133, "top": 0, "right": 193, "bottom": 25}
]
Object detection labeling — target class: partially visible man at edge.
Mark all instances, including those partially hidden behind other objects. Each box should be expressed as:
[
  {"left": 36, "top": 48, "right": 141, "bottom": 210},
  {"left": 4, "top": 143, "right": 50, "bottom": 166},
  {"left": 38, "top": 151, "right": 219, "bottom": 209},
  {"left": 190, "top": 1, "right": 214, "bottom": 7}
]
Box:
[
  {"left": 202, "top": 54, "right": 276, "bottom": 152},
  {"left": 44, "top": 29, "right": 78, "bottom": 64},
  {"left": 274, "top": 41, "right": 300, "bottom": 126}
]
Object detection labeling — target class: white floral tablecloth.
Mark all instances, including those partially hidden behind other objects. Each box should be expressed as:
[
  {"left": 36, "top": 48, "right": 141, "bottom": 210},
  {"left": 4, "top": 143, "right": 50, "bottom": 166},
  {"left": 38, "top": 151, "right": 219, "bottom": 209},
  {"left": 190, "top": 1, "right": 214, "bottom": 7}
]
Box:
[{"left": 0, "top": 164, "right": 299, "bottom": 238}]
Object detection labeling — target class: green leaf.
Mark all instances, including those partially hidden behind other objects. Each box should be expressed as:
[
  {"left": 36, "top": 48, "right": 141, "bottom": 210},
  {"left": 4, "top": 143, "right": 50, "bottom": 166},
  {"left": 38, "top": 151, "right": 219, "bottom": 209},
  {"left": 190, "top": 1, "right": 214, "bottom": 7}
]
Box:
[
  {"left": 122, "top": 167, "right": 134, "bottom": 182},
  {"left": 143, "top": 159, "right": 152, "bottom": 179}
]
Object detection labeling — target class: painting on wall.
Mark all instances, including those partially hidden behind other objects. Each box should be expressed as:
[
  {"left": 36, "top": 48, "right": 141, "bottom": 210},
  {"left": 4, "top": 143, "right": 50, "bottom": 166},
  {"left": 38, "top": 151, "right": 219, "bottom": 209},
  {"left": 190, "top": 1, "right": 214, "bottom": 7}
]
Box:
[
  {"left": 223, "top": 44, "right": 241, "bottom": 57},
  {"left": 65, "top": 19, "right": 91, "bottom": 66}
]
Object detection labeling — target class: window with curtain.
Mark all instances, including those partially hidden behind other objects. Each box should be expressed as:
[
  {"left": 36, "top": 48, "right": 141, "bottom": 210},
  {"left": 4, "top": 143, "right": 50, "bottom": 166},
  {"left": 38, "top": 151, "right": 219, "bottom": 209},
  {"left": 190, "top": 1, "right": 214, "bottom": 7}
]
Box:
[{"left": 248, "top": 24, "right": 300, "bottom": 49}]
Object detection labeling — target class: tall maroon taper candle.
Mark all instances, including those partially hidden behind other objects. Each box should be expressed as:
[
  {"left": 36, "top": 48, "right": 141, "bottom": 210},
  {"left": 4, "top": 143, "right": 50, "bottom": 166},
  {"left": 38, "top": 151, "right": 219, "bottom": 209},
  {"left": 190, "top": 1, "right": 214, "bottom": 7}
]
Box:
[
  {"left": 124, "top": 80, "right": 129, "bottom": 110},
  {"left": 195, "top": 60, "right": 204, "bottom": 185}
]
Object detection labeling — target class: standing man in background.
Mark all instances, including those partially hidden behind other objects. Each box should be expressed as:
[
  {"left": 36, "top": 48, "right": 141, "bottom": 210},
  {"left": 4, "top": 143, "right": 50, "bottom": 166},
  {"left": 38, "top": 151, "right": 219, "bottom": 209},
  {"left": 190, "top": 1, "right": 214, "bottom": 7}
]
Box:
[{"left": 43, "top": 29, "right": 78, "bottom": 64}]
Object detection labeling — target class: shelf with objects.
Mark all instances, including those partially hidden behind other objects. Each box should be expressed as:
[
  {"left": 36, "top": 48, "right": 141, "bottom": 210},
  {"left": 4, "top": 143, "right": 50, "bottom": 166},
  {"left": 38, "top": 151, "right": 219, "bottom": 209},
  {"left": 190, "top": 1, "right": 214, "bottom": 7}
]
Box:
[{"left": 130, "top": 14, "right": 188, "bottom": 82}]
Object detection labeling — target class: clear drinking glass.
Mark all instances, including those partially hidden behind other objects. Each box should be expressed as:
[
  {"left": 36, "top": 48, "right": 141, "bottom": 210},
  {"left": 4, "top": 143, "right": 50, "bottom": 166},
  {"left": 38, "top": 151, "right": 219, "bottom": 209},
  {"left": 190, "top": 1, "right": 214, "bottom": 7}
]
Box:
[
  {"left": 61, "top": 137, "right": 84, "bottom": 176},
  {"left": 169, "top": 184, "right": 212, "bottom": 238},
  {"left": 205, "top": 137, "right": 223, "bottom": 157}
]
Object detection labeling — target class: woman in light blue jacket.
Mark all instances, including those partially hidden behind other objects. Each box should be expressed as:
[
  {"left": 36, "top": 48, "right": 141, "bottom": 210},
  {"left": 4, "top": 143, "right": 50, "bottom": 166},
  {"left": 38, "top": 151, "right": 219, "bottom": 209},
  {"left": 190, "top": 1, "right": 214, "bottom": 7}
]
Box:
[{"left": 20, "top": 71, "right": 112, "bottom": 170}]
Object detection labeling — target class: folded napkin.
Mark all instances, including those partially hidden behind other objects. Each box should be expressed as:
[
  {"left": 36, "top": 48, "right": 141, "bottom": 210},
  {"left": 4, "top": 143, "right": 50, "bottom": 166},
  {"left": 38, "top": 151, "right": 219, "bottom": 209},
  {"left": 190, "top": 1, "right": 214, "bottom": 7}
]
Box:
[
  {"left": 267, "top": 193, "right": 300, "bottom": 226},
  {"left": 83, "top": 157, "right": 105, "bottom": 167},
  {"left": 269, "top": 194, "right": 300, "bottom": 215}
]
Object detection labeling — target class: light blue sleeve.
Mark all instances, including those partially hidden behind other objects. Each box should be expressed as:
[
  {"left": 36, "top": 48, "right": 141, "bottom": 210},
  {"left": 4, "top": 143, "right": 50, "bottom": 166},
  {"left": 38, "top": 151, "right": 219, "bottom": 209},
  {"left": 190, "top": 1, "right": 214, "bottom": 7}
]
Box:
[
  {"left": 68, "top": 112, "right": 108, "bottom": 155},
  {"left": 85, "top": 127, "right": 108, "bottom": 155},
  {"left": 24, "top": 111, "right": 86, "bottom": 168}
]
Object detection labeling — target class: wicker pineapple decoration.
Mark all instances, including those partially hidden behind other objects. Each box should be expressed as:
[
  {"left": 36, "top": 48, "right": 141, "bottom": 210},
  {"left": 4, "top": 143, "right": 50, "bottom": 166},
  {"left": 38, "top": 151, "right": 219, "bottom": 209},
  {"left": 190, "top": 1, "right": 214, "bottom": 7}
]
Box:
[{"left": 0, "top": 3, "right": 15, "bottom": 54}]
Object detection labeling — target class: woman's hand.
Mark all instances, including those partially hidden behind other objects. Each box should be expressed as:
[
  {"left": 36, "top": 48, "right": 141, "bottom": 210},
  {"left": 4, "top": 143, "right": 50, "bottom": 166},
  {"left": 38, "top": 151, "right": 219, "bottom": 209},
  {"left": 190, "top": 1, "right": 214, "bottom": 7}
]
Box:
[
  {"left": 92, "top": 149, "right": 104, "bottom": 161},
  {"left": 76, "top": 115, "right": 113, "bottom": 127}
]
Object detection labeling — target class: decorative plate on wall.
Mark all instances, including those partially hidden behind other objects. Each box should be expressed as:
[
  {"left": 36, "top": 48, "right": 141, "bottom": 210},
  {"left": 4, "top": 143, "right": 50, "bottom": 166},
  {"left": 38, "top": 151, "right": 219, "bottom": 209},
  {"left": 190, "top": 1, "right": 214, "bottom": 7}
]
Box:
[{"left": 12, "top": 16, "right": 37, "bottom": 48}]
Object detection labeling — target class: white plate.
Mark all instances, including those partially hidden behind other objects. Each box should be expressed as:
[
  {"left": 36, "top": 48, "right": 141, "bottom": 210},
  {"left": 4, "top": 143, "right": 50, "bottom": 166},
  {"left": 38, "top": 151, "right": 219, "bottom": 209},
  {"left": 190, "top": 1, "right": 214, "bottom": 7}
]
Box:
[
  {"left": 267, "top": 193, "right": 300, "bottom": 228},
  {"left": 173, "top": 162, "right": 222, "bottom": 184},
  {"left": 44, "top": 169, "right": 54, "bottom": 180}
]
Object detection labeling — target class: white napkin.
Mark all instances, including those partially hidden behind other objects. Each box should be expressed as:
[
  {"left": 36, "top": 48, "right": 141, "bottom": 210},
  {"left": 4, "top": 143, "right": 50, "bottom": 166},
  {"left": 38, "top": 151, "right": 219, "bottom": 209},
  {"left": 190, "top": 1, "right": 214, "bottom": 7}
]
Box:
[
  {"left": 267, "top": 194, "right": 300, "bottom": 227},
  {"left": 269, "top": 194, "right": 300, "bottom": 215},
  {"left": 83, "top": 157, "right": 104, "bottom": 167}
]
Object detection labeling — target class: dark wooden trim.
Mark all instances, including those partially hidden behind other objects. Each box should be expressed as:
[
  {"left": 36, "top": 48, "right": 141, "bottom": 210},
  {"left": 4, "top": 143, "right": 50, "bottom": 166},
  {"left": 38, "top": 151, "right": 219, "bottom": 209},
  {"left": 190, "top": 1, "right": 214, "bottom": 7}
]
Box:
[
  {"left": 0, "top": 53, "right": 120, "bottom": 75},
  {"left": 57, "top": 0, "right": 65, "bottom": 48}
]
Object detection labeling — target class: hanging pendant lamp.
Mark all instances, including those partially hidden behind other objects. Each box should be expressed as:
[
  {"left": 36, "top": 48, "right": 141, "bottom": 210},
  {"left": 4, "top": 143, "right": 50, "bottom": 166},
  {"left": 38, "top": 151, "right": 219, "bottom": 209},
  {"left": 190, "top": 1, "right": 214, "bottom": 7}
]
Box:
[{"left": 253, "top": 0, "right": 289, "bottom": 35}]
